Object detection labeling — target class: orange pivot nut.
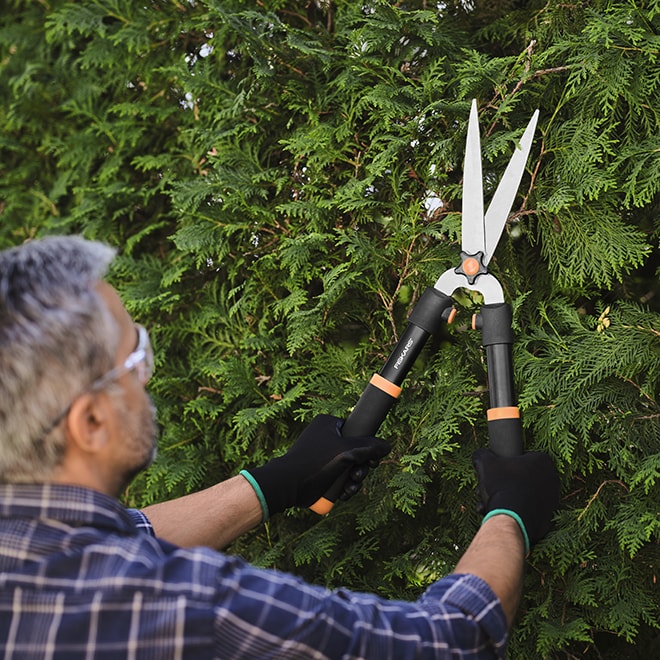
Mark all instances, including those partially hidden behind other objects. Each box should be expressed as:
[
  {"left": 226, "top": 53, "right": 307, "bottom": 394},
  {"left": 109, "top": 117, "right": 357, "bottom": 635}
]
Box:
[{"left": 462, "top": 257, "right": 480, "bottom": 277}]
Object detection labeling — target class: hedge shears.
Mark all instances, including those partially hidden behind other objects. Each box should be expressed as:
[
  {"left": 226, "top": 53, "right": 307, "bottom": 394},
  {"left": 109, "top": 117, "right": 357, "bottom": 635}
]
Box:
[{"left": 312, "top": 99, "right": 539, "bottom": 515}]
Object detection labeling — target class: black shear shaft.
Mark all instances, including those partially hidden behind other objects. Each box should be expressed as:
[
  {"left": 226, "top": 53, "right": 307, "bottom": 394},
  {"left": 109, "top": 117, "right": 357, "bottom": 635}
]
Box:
[{"left": 480, "top": 303, "right": 523, "bottom": 457}]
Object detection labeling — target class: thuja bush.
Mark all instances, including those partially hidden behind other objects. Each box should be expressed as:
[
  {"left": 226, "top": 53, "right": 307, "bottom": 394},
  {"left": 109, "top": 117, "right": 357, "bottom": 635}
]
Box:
[{"left": 0, "top": 1, "right": 658, "bottom": 656}]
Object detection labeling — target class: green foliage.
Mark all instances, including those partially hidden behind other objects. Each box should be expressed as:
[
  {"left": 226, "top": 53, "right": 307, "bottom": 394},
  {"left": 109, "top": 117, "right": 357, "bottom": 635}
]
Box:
[{"left": 1, "top": 1, "right": 658, "bottom": 657}]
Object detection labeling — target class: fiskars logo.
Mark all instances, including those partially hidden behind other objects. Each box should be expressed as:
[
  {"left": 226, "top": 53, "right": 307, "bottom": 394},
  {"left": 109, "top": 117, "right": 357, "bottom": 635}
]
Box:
[{"left": 393, "top": 338, "right": 414, "bottom": 370}]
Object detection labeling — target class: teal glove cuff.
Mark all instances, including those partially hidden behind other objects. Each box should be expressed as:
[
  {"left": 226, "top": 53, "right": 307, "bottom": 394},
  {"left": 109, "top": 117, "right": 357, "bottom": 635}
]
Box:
[
  {"left": 239, "top": 469, "right": 270, "bottom": 522},
  {"left": 482, "top": 508, "right": 531, "bottom": 555}
]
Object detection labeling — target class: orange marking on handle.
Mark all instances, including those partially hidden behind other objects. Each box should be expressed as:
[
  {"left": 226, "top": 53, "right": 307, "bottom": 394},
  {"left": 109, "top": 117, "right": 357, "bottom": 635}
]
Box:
[
  {"left": 462, "top": 257, "right": 480, "bottom": 277},
  {"left": 370, "top": 373, "right": 402, "bottom": 399},
  {"left": 487, "top": 407, "right": 520, "bottom": 421},
  {"left": 310, "top": 497, "right": 334, "bottom": 515},
  {"left": 447, "top": 308, "right": 457, "bottom": 324}
]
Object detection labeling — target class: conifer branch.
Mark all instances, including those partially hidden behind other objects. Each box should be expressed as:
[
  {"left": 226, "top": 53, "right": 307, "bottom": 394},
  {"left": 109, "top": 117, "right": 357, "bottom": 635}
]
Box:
[{"left": 2, "top": 1, "right": 658, "bottom": 654}]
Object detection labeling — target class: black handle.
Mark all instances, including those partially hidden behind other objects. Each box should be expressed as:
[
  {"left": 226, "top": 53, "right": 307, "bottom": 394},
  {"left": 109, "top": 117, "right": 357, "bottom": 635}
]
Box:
[
  {"left": 309, "top": 288, "right": 454, "bottom": 514},
  {"left": 478, "top": 303, "right": 523, "bottom": 457}
]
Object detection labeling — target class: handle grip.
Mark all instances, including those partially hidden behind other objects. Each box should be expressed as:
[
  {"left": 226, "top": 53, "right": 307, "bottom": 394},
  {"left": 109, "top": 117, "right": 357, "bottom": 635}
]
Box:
[
  {"left": 478, "top": 303, "right": 523, "bottom": 457},
  {"left": 307, "top": 376, "right": 402, "bottom": 515},
  {"left": 343, "top": 374, "right": 400, "bottom": 436},
  {"left": 309, "top": 288, "right": 454, "bottom": 514},
  {"left": 487, "top": 411, "right": 523, "bottom": 457}
]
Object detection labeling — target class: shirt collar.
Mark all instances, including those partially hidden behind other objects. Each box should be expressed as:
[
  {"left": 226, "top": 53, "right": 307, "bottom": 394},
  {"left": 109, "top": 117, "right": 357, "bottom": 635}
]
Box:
[{"left": 0, "top": 483, "right": 139, "bottom": 535}]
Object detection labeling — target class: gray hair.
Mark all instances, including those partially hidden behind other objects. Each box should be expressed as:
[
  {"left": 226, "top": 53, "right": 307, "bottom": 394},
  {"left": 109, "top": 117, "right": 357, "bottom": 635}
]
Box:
[{"left": 0, "top": 236, "right": 119, "bottom": 482}]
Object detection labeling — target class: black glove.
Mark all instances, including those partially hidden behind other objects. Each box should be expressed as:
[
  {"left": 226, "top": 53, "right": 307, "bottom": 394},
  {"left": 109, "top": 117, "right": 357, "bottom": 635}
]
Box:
[
  {"left": 472, "top": 448, "right": 560, "bottom": 552},
  {"left": 242, "top": 415, "right": 391, "bottom": 518}
]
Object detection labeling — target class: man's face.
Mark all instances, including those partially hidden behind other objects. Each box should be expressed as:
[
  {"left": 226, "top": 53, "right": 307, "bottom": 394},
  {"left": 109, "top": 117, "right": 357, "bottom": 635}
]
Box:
[{"left": 96, "top": 282, "right": 158, "bottom": 492}]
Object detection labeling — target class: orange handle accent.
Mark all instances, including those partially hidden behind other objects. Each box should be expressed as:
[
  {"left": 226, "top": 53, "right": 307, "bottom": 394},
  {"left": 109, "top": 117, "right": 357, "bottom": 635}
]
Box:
[
  {"left": 309, "top": 497, "right": 334, "bottom": 516},
  {"left": 487, "top": 406, "right": 520, "bottom": 421},
  {"left": 369, "top": 373, "right": 402, "bottom": 399}
]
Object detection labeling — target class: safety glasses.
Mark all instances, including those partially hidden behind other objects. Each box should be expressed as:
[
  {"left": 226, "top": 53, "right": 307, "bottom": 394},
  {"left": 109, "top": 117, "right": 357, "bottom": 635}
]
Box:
[
  {"left": 38, "top": 324, "right": 153, "bottom": 441},
  {"left": 88, "top": 324, "right": 153, "bottom": 391}
]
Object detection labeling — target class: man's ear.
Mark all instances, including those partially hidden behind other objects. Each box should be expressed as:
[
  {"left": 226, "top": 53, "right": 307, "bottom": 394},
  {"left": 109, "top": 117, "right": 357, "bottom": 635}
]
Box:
[{"left": 65, "top": 392, "right": 110, "bottom": 454}]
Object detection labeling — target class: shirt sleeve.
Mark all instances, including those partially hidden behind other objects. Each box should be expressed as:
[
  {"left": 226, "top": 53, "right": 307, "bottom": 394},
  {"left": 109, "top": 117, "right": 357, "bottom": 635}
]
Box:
[
  {"left": 419, "top": 573, "right": 509, "bottom": 657},
  {"left": 126, "top": 508, "right": 155, "bottom": 537},
  {"left": 211, "top": 555, "right": 508, "bottom": 659}
]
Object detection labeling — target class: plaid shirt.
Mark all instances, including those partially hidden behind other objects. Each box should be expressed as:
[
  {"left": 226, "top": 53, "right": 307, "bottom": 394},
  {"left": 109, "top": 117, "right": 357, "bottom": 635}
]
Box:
[{"left": 0, "top": 483, "right": 508, "bottom": 659}]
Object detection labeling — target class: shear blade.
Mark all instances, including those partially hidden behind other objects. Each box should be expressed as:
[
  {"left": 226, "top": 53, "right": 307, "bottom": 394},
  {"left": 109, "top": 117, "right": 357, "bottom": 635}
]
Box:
[
  {"left": 461, "top": 99, "right": 485, "bottom": 256},
  {"left": 483, "top": 109, "right": 539, "bottom": 265}
]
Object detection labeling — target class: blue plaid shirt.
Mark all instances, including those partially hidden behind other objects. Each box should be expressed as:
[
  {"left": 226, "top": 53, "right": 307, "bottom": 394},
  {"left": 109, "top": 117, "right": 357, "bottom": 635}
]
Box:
[{"left": 0, "top": 483, "right": 508, "bottom": 659}]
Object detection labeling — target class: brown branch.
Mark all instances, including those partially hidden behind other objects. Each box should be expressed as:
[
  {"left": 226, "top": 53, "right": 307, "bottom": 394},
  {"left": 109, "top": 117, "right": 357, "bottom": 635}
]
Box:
[{"left": 577, "top": 480, "right": 629, "bottom": 521}]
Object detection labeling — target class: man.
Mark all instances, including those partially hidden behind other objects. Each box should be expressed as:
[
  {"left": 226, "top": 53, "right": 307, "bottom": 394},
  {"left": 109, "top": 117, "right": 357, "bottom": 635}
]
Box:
[{"left": 0, "top": 236, "right": 559, "bottom": 658}]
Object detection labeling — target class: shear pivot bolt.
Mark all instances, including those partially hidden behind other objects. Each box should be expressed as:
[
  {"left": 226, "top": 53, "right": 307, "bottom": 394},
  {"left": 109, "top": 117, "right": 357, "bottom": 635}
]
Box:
[
  {"left": 462, "top": 257, "right": 480, "bottom": 277},
  {"left": 454, "top": 251, "right": 487, "bottom": 285}
]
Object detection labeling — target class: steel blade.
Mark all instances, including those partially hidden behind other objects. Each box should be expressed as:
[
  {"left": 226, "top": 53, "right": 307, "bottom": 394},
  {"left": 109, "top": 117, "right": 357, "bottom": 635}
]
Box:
[
  {"left": 461, "top": 99, "right": 485, "bottom": 256},
  {"left": 483, "top": 109, "right": 539, "bottom": 265},
  {"left": 434, "top": 269, "right": 504, "bottom": 304}
]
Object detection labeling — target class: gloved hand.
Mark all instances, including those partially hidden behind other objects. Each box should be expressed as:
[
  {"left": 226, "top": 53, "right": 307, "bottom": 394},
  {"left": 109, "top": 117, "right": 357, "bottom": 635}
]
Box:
[
  {"left": 472, "top": 448, "right": 560, "bottom": 553},
  {"left": 241, "top": 415, "right": 390, "bottom": 519}
]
